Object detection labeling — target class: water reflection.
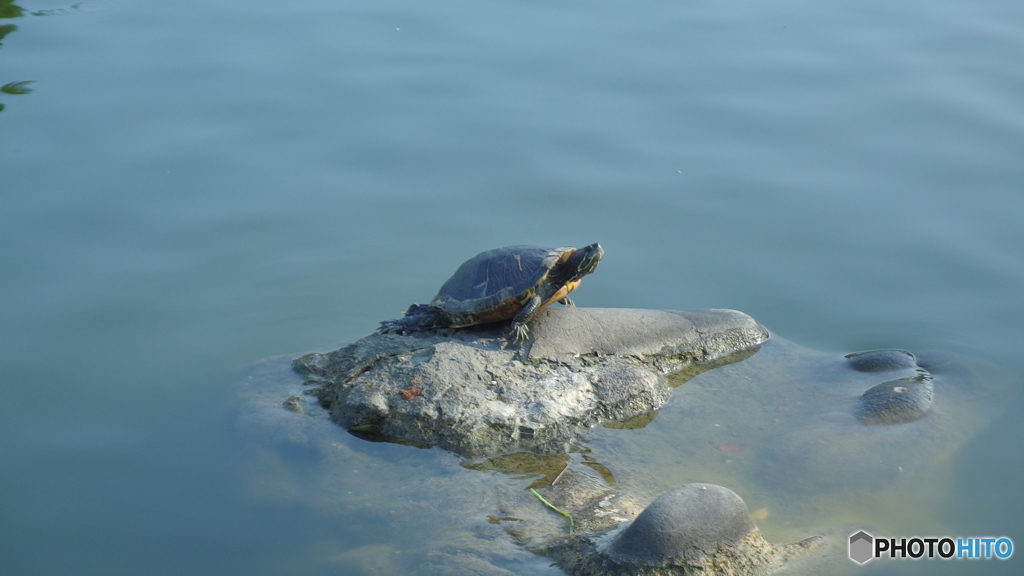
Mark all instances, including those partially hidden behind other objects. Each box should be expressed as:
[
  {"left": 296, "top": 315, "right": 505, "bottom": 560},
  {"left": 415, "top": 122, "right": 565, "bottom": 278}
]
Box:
[
  {"left": 30, "top": 2, "right": 82, "bottom": 17},
  {"left": 0, "top": 0, "right": 26, "bottom": 112},
  {"left": 0, "top": 0, "right": 93, "bottom": 111},
  {"left": 0, "top": 0, "right": 79, "bottom": 111},
  {"left": 2, "top": 80, "right": 32, "bottom": 94}
]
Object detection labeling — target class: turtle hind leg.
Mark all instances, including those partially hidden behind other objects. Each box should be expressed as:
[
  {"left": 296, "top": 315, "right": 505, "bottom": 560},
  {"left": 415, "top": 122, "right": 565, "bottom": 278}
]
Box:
[
  {"left": 508, "top": 294, "right": 543, "bottom": 343},
  {"left": 376, "top": 305, "right": 445, "bottom": 334}
]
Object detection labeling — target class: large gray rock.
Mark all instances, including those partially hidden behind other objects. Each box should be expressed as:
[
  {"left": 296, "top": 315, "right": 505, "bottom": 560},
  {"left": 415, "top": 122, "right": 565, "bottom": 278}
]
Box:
[{"left": 293, "top": 308, "right": 767, "bottom": 457}]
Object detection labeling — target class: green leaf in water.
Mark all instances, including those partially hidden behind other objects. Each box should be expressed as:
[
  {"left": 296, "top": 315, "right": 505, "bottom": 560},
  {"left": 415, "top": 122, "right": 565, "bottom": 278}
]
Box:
[{"left": 1, "top": 80, "right": 33, "bottom": 94}]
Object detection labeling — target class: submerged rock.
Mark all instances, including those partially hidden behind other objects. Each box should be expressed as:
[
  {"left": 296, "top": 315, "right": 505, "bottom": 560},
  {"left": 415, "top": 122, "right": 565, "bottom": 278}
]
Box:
[
  {"left": 753, "top": 347, "right": 954, "bottom": 494},
  {"left": 293, "top": 308, "right": 767, "bottom": 457},
  {"left": 604, "top": 339, "right": 1013, "bottom": 501},
  {"left": 845, "top": 349, "right": 918, "bottom": 373}
]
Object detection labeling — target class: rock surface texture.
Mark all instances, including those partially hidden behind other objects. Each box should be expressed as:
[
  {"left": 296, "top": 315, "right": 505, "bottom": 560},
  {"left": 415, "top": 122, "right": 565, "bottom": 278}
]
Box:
[{"left": 293, "top": 308, "right": 768, "bottom": 457}]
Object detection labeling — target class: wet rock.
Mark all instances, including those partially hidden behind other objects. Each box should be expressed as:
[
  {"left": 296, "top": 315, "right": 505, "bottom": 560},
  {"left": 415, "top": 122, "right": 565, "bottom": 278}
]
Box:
[
  {"left": 534, "top": 482, "right": 823, "bottom": 576},
  {"left": 293, "top": 308, "right": 767, "bottom": 457},
  {"left": 855, "top": 372, "right": 933, "bottom": 425},
  {"left": 845, "top": 349, "right": 917, "bottom": 373}
]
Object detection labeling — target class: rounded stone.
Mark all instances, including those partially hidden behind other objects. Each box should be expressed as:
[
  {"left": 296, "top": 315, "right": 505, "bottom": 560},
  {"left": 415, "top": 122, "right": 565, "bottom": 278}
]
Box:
[
  {"left": 603, "top": 483, "right": 756, "bottom": 566},
  {"left": 855, "top": 373, "right": 934, "bottom": 425},
  {"left": 845, "top": 349, "right": 917, "bottom": 372}
]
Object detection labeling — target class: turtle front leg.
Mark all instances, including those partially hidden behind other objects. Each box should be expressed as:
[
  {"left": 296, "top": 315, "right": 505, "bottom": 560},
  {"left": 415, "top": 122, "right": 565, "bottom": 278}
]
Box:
[
  {"left": 509, "top": 294, "right": 543, "bottom": 343},
  {"left": 558, "top": 297, "right": 575, "bottom": 307}
]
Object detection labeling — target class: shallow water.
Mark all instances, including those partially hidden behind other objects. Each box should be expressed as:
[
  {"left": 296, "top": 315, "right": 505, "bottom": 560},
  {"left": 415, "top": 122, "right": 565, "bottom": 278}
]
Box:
[{"left": 2, "top": 0, "right": 1023, "bottom": 574}]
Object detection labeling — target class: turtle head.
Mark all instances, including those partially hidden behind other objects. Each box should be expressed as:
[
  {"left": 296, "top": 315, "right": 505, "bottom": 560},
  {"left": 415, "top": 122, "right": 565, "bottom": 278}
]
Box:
[{"left": 568, "top": 243, "right": 603, "bottom": 279}]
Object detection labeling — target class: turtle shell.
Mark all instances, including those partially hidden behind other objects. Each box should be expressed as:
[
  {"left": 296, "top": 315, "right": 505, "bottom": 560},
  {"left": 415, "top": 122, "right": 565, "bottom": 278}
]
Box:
[{"left": 430, "top": 245, "right": 571, "bottom": 327}]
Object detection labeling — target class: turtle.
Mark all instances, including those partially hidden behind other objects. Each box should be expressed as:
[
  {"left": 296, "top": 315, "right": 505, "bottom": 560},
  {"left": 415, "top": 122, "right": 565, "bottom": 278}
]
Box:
[{"left": 377, "top": 243, "right": 603, "bottom": 342}]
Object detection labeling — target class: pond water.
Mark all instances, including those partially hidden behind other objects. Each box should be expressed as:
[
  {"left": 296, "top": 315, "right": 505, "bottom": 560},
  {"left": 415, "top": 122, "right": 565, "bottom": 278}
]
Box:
[{"left": 1, "top": 0, "right": 1022, "bottom": 574}]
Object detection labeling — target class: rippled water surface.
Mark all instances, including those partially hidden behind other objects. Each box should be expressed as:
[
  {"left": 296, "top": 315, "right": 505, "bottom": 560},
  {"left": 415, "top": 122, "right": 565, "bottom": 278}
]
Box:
[{"left": 2, "top": 0, "right": 1022, "bottom": 574}]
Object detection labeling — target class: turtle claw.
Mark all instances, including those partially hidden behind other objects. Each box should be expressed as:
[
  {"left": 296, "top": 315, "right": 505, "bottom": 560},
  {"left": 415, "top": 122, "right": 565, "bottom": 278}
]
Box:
[
  {"left": 559, "top": 297, "right": 575, "bottom": 308},
  {"left": 509, "top": 322, "right": 530, "bottom": 344}
]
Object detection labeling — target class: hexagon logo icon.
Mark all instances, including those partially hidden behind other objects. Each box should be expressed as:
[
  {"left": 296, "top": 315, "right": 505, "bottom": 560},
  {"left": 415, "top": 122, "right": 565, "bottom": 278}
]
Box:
[{"left": 849, "top": 530, "right": 874, "bottom": 564}]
